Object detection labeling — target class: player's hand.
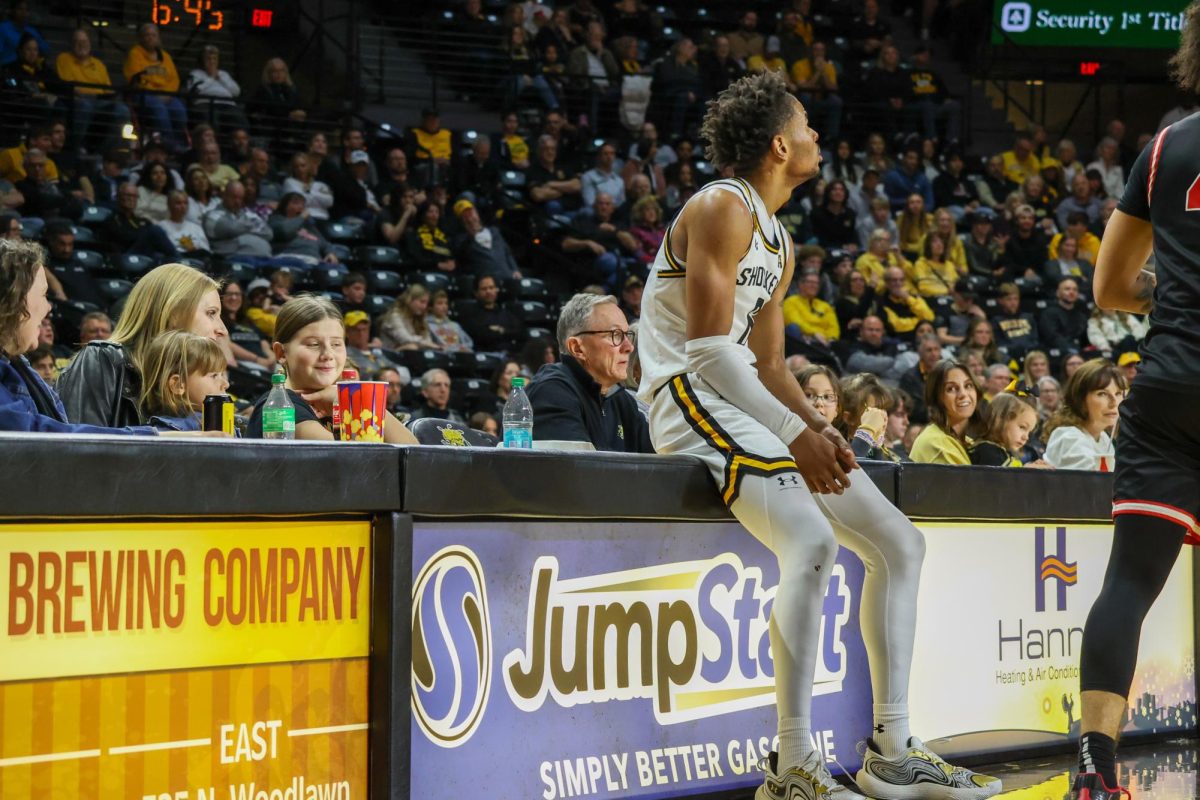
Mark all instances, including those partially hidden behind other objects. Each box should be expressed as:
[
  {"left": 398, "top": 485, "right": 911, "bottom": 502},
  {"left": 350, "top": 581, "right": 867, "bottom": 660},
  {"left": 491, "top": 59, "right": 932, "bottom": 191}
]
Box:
[
  {"left": 821, "top": 424, "right": 859, "bottom": 473},
  {"left": 789, "top": 426, "right": 853, "bottom": 495}
]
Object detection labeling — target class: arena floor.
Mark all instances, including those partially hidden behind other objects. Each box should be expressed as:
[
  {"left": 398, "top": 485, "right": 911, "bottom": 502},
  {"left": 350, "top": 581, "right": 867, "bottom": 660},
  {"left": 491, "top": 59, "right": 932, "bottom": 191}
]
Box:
[{"left": 981, "top": 738, "right": 1198, "bottom": 798}]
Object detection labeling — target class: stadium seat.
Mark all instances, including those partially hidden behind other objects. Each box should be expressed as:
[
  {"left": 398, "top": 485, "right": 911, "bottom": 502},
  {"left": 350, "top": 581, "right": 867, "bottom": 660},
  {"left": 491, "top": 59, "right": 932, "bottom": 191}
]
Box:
[
  {"left": 450, "top": 377, "right": 490, "bottom": 413},
  {"left": 407, "top": 417, "right": 498, "bottom": 448},
  {"left": 313, "top": 266, "right": 350, "bottom": 291},
  {"left": 452, "top": 298, "right": 478, "bottom": 319},
  {"left": 509, "top": 300, "right": 552, "bottom": 326},
  {"left": 176, "top": 255, "right": 208, "bottom": 271},
  {"left": 323, "top": 221, "right": 367, "bottom": 245},
  {"left": 72, "top": 250, "right": 108, "bottom": 272},
  {"left": 328, "top": 243, "right": 353, "bottom": 263},
  {"left": 18, "top": 216, "right": 43, "bottom": 240},
  {"left": 227, "top": 362, "right": 272, "bottom": 402},
  {"left": 112, "top": 254, "right": 156, "bottom": 279},
  {"left": 76, "top": 205, "right": 113, "bottom": 228},
  {"left": 451, "top": 273, "right": 476, "bottom": 298},
  {"left": 52, "top": 298, "right": 101, "bottom": 342},
  {"left": 450, "top": 351, "right": 503, "bottom": 379},
  {"left": 365, "top": 295, "right": 393, "bottom": 315},
  {"left": 69, "top": 225, "right": 98, "bottom": 247},
  {"left": 410, "top": 272, "right": 452, "bottom": 295},
  {"left": 523, "top": 326, "right": 554, "bottom": 343},
  {"left": 368, "top": 270, "right": 404, "bottom": 295},
  {"left": 224, "top": 261, "right": 260, "bottom": 285},
  {"left": 500, "top": 170, "right": 526, "bottom": 189},
  {"left": 97, "top": 278, "right": 134, "bottom": 305},
  {"left": 506, "top": 277, "right": 548, "bottom": 300},
  {"left": 356, "top": 245, "right": 404, "bottom": 268},
  {"left": 400, "top": 349, "right": 452, "bottom": 376}
]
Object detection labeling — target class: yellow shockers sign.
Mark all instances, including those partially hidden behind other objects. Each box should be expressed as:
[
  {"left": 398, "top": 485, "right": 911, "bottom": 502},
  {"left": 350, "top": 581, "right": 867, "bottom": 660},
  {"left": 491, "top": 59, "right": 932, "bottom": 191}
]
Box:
[{"left": 0, "top": 520, "right": 371, "bottom": 800}]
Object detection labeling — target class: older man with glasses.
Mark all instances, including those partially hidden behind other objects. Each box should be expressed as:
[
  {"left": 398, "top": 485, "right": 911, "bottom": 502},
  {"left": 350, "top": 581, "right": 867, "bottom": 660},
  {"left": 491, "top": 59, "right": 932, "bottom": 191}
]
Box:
[{"left": 525, "top": 292, "right": 653, "bottom": 452}]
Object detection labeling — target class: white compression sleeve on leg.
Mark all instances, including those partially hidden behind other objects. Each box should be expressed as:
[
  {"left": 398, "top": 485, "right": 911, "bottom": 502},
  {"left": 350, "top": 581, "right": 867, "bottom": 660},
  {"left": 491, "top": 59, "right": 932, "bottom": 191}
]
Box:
[{"left": 686, "top": 335, "right": 807, "bottom": 445}]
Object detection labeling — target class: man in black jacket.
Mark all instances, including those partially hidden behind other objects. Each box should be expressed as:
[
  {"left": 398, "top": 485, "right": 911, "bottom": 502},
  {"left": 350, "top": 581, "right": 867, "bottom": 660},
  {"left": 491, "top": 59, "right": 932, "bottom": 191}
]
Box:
[
  {"left": 457, "top": 273, "right": 523, "bottom": 352},
  {"left": 1039, "top": 276, "right": 1089, "bottom": 354},
  {"left": 526, "top": 293, "right": 652, "bottom": 452}
]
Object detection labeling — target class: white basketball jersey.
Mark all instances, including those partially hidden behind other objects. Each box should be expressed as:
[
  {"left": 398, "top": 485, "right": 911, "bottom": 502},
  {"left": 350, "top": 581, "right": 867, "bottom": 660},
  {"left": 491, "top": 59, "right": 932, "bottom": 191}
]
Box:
[{"left": 637, "top": 177, "right": 791, "bottom": 404}]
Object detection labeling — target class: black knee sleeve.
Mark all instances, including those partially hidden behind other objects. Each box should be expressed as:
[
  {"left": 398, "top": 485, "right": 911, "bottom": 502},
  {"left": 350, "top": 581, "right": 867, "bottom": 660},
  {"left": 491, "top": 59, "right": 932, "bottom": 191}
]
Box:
[{"left": 1079, "top": 514, "right": 1187, "bottom": 697}]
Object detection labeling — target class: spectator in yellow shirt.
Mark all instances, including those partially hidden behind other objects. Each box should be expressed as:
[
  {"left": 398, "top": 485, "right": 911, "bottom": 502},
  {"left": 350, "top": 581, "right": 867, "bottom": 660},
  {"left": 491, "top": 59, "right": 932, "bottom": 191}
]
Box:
[
  {"left": 123, "top": 23, "right": 187, "bottom": 152},
  {"left": 783, "top": 269, "right": 840, "bottom": 341},
  {"left": 855, "top": 228, "right": 911, "bottom": 291},
  {"left": 918, "top": 208, "right": 966, "bottom": 273},
  {"left": 188, "top": 142, "right": 241, "bottom": 192},
  {"left": 999, "top": 131, "right": 1041, "bottom": 185},
  {"left": 0, "top": 126, "right": 57, "bottom": 183},
  {"left": 1048, "top": 211, "right": 1101, "bottom": 264},
  {"left": 56, "top": 28, "right": 130, "bottom": 152},
  {"left": 910, "top": 234, "right": 962, "bottom": 297},
  {"left": 910, "top": 360, "right": 983, "bottom": 465},
  {"left": 790, "top": 41, "right": 842, "bottom": 140}
]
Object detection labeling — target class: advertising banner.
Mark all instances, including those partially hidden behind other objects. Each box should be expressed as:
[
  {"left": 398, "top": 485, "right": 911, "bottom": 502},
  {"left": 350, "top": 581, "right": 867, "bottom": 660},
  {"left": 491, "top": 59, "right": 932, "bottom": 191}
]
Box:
[
  {"left": 992, "top": 0, "right": 1188, "bottom": 48},
  {"left": 909, "top": 522, "right": 1196, "bottom": 757},
  {"left": 0, "top": 521, "right": 370, "bottom": 800},
  {"left": 411, "top": 520, "right": 1197, "bottom": 800},
  {"left": 411, "top": 521, "right": 872, "bottom": 800}
]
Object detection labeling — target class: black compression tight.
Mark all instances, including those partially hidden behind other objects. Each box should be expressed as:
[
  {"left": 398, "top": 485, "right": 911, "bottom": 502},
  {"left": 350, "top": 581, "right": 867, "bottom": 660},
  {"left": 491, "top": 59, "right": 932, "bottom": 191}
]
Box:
[{"left": 1079, "top": 514, "right": 1187, "bottom": 697}]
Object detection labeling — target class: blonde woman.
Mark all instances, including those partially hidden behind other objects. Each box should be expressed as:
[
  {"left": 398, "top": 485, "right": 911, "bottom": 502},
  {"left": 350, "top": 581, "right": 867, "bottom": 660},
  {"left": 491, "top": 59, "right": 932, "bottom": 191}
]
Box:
[
  {"left": 379, "top": 285, "right": 440, "bottom": 351},
  {"left": 918, "top": 208, "right": 967, "bottom": 273},
  {"left": 896, "top": 192, "right": 933, "bottom": 260},
  {"left": 57, "top": 263, "right": 228, "bottom": 427}
]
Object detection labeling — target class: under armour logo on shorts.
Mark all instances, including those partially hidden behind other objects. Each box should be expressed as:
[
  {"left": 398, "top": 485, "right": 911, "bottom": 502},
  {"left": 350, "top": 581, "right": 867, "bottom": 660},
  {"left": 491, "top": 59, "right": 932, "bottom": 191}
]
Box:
[{"left": 777, "top": 475, "right": 800, "bottom": 488}]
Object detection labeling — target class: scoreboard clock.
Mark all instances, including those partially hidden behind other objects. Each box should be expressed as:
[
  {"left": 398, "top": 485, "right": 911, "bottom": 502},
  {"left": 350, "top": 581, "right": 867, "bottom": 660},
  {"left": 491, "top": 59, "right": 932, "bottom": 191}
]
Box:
[{"left": 149, "top": 0, "right": 227, "bottom": 30}]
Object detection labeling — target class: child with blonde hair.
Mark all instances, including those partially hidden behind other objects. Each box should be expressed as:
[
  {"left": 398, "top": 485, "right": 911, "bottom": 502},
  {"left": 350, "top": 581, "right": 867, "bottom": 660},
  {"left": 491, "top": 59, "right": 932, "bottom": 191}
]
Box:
[{"left": 139, "top": 331, "right": 230, "bottom": 431}]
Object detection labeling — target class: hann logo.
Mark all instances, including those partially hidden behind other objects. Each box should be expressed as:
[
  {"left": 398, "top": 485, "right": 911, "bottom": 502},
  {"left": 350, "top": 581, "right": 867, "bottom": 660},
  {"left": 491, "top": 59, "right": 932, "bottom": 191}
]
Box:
[
  {"left": 412, "top": 546, "right": 493, "bottom": 747},
  {"left": 1035, "top": 526, "right": 1077, "bottom": 612}
]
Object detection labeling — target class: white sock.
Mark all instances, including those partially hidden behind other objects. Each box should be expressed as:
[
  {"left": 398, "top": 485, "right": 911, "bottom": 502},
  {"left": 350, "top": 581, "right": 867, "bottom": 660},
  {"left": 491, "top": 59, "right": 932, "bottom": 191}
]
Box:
[
  {"left": 777, "top": 715, "right": 814, "bottom": 772},
  {"left": 873, "top": 703, "right": 912, "bottom": 757}
]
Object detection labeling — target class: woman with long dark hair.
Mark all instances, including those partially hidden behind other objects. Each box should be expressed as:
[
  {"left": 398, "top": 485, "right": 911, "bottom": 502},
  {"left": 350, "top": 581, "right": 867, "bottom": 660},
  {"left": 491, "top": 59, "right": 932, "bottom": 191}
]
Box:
[
  {"left": 909, "top": 360, "right": 984, "bottom": 464},
  {"left": 810, "top": 179, "right": 858, "bottom": 251}
]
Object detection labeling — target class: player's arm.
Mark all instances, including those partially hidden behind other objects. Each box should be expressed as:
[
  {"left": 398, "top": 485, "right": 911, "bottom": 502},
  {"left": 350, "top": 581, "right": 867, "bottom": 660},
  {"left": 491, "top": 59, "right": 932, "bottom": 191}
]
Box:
[
  {"left": 748, "top": 237, "right": 858, "bottom": 478},
  {"left": 1093, "top": 209, "right": 1155, "bottom": 314},
  {"left": 682, "top": 191, "right": 851, "bottom": 494}
]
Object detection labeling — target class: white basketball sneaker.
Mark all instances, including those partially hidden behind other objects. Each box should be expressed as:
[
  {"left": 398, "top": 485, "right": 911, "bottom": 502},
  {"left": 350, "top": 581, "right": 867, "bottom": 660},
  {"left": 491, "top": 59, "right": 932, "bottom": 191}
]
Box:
[
  {"left": 756, "top": 749, "right": 867, "bottom": 800},
  {"left": 855, "top": 737, "right": 1003, "bottom": 800}
]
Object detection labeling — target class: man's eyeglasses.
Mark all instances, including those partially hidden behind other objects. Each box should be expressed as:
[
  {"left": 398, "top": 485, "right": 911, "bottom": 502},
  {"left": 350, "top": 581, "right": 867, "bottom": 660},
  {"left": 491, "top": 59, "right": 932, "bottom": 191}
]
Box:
[
  {"left": 805, "top": 393, "right": 838, "bottom": 406},
  {"left": 575, "top": 329, "right": 634, "bottom": 347}
]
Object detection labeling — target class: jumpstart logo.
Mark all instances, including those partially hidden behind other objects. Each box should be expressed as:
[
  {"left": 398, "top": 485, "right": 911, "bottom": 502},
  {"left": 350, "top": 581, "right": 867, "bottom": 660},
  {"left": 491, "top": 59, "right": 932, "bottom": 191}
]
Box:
[
  {"left": 411, "top": 545, "right": 493, "bottom": 748},
  {"left": 501, "top": 554, "right": 852, "bottom": 724}
]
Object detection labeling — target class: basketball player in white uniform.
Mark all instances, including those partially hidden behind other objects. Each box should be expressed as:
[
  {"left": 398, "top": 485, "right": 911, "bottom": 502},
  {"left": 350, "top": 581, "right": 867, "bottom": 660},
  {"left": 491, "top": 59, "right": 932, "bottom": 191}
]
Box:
[{"left": 637, "top": 72, "right": 1001, "bottom": 800}]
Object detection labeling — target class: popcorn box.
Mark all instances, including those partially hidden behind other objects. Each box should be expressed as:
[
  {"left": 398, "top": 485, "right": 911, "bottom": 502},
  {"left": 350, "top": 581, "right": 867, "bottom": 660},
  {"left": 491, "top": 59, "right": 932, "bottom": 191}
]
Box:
[{"left": 336, "top": 381, "right": 387, "bottom": 442}]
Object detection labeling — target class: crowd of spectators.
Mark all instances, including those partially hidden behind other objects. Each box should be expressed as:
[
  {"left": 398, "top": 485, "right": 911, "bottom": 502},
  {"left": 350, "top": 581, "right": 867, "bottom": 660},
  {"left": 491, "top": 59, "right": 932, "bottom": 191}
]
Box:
[{"left": 0, "top": 1, "right": 1150, "bottom": 466}]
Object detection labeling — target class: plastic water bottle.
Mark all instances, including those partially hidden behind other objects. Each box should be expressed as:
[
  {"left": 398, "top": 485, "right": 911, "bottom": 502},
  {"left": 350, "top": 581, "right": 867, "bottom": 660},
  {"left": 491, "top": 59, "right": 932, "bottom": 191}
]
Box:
[
  {"left": 502, "top": 377, "right": 533, "bottom": 448},
  {"left": 262, "top": 368, "right": 295, "bottom": 440}
]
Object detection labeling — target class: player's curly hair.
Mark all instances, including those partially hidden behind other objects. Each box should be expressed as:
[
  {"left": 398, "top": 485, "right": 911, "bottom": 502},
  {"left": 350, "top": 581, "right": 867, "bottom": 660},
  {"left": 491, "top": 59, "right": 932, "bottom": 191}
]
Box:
[
  {"left": 700, "top": 71, "right": 797, "bottom": 174},
  {"left": 1170, "top": 1, "right": 1200, "bottom": 93}
]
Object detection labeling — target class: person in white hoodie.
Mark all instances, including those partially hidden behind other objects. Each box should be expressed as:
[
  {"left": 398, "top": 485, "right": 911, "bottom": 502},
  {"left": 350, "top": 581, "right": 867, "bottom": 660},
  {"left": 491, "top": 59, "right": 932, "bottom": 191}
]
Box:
[
  {"left": 186, "top": 45, "right": 249, "bottom": 133},
  {"left": 1042, "top": 358, "right": 1127, "bottom": 471},
  {"left": 281, "top": 152, "right": 334, "bottom": 220}
]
